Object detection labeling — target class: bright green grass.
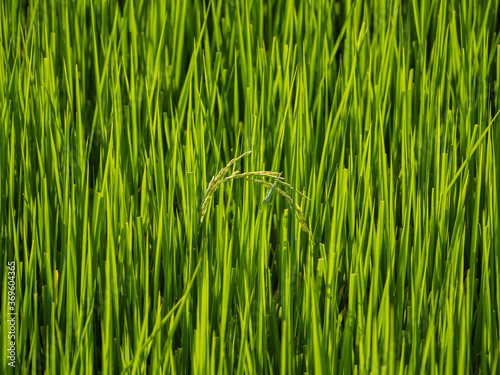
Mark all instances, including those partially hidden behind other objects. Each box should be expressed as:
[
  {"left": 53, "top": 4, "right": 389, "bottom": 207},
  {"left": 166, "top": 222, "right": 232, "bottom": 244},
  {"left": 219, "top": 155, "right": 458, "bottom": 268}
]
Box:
[{"left": 1, "top": 0, "right": 500, "bottom": 373}]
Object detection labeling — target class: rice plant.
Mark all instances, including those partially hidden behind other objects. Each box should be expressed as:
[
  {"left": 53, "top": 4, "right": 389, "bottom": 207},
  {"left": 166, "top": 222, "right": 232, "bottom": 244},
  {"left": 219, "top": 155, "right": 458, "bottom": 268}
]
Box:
[{"left": 1, "top": 0, "right": 499, "bottom": 374}]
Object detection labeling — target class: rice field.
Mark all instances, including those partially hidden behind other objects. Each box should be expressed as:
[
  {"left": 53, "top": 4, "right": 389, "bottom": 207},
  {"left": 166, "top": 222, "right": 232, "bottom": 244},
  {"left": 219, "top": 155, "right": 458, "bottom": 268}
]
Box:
[{"left": 1, "top": 0, "right": 500, "bottom": 373}]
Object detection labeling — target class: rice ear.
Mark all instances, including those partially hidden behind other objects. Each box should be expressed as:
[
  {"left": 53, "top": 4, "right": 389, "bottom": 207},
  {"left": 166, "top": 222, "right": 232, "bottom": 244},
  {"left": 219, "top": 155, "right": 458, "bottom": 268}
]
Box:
[{"left": 200, "top": 150, "right": 313, "bottom": 244}]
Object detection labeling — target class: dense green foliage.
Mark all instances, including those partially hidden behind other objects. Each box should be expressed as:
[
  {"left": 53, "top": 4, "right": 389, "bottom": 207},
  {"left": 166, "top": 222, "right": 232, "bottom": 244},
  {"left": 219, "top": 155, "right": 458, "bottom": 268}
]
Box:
[{"left": 1, "top": 0, "right": 500, "bottom": 373}]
